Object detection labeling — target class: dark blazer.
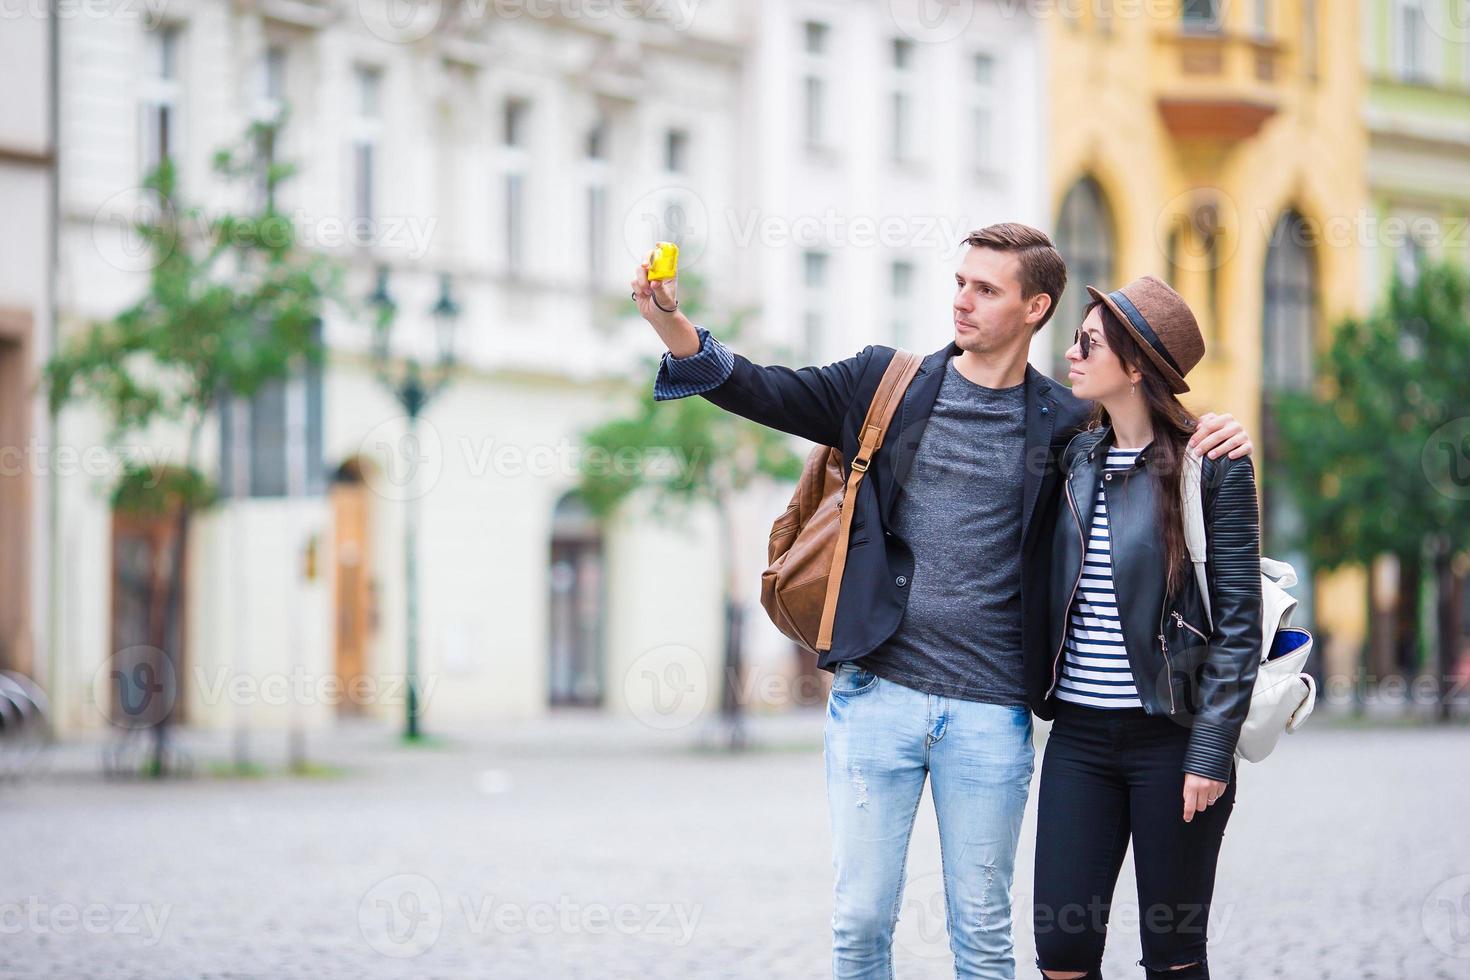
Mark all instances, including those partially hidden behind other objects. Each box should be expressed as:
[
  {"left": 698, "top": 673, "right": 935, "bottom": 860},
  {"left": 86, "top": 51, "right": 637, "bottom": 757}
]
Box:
[{"left": 691, "top": 338, "right": 1092, "bottom": 714}]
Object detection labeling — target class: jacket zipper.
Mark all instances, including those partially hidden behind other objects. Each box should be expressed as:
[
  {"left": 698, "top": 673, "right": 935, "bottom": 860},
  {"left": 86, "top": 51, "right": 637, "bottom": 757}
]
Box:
[
  {"left": 1156, "top": 604, "right": 1177, "bottom": 715},
  {"left": 1047, "top": 472, "right": 1086, "bottom": 700},
  {"left": 1171, "top": 609, "right": 1209, "bottom": 642}
]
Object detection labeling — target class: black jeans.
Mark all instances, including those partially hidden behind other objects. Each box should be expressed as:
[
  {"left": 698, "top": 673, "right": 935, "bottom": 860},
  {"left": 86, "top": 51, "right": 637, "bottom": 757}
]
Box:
[{"left": 1033, "top": 699, "right": 1237, "bottom": 979}]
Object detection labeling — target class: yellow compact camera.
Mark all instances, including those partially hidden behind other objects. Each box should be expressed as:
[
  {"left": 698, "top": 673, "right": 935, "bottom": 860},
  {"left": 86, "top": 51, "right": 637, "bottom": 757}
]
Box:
[{"left": 647, "top": 241, "right": 679, "bottom": 281}]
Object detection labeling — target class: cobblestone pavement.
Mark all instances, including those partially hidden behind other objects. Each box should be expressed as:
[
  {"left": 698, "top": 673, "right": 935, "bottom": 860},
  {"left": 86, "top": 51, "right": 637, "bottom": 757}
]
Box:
[{"left": 3, "top": 713, "right": 1468, "bottom": 979}]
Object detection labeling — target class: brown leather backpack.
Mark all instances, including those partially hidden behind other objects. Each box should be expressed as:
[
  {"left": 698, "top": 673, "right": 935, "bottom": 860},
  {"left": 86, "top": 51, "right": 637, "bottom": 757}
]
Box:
[{"left": 759, "top": 350, "right": 923, "bottom": 654}]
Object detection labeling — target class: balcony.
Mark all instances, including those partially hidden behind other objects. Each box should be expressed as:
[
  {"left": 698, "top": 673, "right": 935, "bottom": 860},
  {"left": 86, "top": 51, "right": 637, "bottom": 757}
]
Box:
[{"left": 1153, "top": 26, "right": 1285, "bottom": 142}]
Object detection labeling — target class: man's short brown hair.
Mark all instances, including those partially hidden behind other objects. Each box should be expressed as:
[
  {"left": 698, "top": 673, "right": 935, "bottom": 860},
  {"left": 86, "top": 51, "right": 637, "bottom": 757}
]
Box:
[{"left": 962, "top": 222, "right": 1068, "bottom": 332}]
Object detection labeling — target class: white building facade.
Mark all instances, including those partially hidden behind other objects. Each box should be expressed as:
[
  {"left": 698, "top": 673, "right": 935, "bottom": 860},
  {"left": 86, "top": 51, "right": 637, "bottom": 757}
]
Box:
[{"left": 44, "top": 0, "right": 1047, "bottom": 739}]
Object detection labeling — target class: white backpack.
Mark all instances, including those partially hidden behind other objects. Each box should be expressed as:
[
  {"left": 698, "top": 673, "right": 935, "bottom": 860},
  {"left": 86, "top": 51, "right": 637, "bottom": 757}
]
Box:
[{"left": 1181, "top": 452, "right": 1317, "bottom": 763}]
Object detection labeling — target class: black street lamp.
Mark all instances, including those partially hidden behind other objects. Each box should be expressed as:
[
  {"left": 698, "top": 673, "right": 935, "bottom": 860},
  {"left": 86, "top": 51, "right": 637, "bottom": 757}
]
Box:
[{"left": 368, "top": 266, "right": 460, "bottom": 740}]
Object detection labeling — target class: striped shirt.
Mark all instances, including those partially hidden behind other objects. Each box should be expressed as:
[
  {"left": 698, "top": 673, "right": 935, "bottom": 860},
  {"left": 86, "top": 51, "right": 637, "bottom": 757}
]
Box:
[{"left": 1055, "top": 446, "right": 1144, "bottom": 709}]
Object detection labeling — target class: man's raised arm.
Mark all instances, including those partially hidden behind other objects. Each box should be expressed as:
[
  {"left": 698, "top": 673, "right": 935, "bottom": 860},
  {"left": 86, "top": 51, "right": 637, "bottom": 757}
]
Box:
[{"left": 632, "top": 255, "right": 876, "bottom": 449}]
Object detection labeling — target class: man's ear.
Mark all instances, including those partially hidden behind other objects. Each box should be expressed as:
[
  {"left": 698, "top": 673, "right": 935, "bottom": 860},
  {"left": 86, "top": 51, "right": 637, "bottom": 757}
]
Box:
[{"left": 1026, "top": 292, "right": 1052, "bottom": 328}]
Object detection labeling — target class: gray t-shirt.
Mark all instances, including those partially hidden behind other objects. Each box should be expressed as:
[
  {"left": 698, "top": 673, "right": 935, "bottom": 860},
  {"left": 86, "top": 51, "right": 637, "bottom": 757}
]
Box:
[{"left": 855, "top": 356, "right": 1028, "bottom": 705}]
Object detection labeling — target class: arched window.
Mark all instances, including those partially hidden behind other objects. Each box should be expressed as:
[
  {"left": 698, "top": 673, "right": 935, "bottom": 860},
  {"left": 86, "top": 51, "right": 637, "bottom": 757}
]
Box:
[
  {"left": 1261, "top": 210, "right": 1318, "bottom": 628},
  {"left": 1053, "top": 177, "right": 1115, "bottom": 375},
  {"left": 548, "top": 492, "right": 606, "bottom": 707}
]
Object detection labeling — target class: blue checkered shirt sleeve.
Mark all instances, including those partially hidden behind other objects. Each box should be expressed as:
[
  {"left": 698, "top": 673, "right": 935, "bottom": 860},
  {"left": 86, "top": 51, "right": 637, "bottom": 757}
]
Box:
[{"left": 652, "top": 324, "right": 736, "bottom": 401}]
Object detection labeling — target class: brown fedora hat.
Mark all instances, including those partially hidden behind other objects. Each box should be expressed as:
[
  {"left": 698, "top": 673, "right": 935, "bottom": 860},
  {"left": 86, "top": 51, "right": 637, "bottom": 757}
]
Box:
[{"left": 1084, "top": 275, "right": 1205, "bottom": 394}]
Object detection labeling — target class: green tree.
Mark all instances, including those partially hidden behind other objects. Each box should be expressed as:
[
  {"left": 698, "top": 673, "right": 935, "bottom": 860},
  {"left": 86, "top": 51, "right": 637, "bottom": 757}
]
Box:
[
  {"left": 45, "top": 120, "right": 344, "bottom": 773},
  {"left": 1272, "top": 260, "right": 1470, "bottom": 720},
  {"left": 579, "top": 275, "right": 804, "bottom": 749}
]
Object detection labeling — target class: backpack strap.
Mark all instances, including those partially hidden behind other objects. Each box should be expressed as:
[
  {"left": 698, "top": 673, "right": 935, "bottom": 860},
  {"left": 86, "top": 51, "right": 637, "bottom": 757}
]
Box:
[
  {"left": 816, "top": 349, "right": 924, "bottom": 651},
  {"left": 1180, "top": 448, "right": 1214, "bottom": 631}
]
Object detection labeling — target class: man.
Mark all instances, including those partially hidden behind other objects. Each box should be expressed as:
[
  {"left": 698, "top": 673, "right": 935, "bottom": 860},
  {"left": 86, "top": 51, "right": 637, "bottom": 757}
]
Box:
[{"left": 631, "top": 224, "right": 1252, "bottom": 979}]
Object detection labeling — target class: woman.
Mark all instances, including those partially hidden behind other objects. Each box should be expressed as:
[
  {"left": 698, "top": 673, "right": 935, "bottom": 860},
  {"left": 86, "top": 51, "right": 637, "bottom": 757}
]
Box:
[{"left": 1032, "top": 275, "right": 1262, "bottom": 980}]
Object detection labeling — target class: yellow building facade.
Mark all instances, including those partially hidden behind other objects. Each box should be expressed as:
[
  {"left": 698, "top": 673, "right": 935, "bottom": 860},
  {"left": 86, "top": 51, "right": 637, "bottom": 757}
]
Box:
[{"left": 1045, "top": 1, "right": 1369, "bottom": 683}]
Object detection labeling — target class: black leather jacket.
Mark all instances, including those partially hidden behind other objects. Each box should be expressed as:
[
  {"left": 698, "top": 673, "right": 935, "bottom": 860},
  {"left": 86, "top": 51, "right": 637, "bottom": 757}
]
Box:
[{"left": 1045, "top": 423, "right": 1262, "bottom": 782}]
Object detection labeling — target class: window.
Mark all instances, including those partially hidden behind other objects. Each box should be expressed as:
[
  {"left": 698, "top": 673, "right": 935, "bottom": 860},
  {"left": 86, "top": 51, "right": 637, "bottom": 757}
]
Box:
[
  {"left": 1260, "top": 211, "right": 1318, "bottom": 629},
  {"left": 664, "top": 128, "right": 689, "bottom": 173},
  {"left": 585, "top": 119, "right": 606, "bottom": 160},
  {"left": 803, "top": 75, "right": 826, "bottom": 146},
  {"left": 1253, "top": 0, "right": 1270, "bottom": 37},
  {"left": 804, "top": 20, "right": 827, "bottom": 54},
  {"left": 220, "top": 321, "right": 325, "bottom": 499},
  {"left": 504, "top": 97, "right": 529, "bottom": 147},
  {"left": 970, "top": 53, "right": 996, "bottom": 170},
  {"left": 505, "top": 173, "right": 524, "bottom": 275},
  {"left": 349, "top": 66, "right": 382, "bottom": 228},
  {"left": 1052, "top": 177, "right": 1115, "bottom": 376},
  {"left": 890, "top": 259, "right": 914, "bottom": 347},
  {"left": 502, "top": 97, "right": 531, "bottom": 275},
  {"left": 1396, "top": 234, "right": 1427, "bottom": 288},
  {"left": 890, "top": 93, "right": 912, "bottom": 162},
  {"left": 804, "top": 250, "right": 828, "bottom": 289},
  {"left": 1181, "top": 0, "right": 1222, "bottom": 31},
  {"left": 252, "top": 46, "right": 287, "bottom": 209},
  {"left": 802, "top": 251, "right": 830, "bottom": 361},
  {"left": 1393, "top": 0, "right": 1432, "bottom": 82},
  {"left": 585, "top": 118, "right": 609, "bottom": 284},
  {"left": 139, "top": 25, "right": 182, "bottom": 177},
  {"left": 801, "top": 21, "right": 831, "bottom": 149},
  {"left": 1301, "top": 0, "right": 1318, "bottom": 79},
  {"left": 256, "top": 46, "right": 287, "bottom": 122},
  {"left": 1262, "top": 212, "right": 1315, "bottom": 393},
  {"left": 889, "top": 39, "right": 917, "bottom": 162},
  {"left": 892, "top": 38, "right": 913, "bottom": 69}
]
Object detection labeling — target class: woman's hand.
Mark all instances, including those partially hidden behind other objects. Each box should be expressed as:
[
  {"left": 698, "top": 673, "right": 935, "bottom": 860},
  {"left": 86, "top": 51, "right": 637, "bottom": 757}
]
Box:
[
  {"left": 1190, "top": 412, "right": 1253, "bottom": 459},
  {"left": 1182, "top": 773, "right": 1227, "bottom": 823}
]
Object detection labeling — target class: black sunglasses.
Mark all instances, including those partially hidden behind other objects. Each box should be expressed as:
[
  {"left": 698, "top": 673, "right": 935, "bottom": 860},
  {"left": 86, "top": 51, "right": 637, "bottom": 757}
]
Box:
[{"left": 1073, "top": 329, "right": 1097, "bottom": 359}]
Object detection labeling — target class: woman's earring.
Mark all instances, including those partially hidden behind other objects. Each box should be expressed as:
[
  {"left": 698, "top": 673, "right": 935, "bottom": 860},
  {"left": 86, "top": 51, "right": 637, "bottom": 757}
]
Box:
[{"left": 1130, "top": 382, "right": 1137, "bottom": 396}]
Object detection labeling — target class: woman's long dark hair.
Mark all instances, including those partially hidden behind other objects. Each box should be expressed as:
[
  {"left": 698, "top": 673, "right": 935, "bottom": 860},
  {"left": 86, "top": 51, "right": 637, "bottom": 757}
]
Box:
[{"left": 1081, "top": 297, "right": 1199, "bottom": 598}]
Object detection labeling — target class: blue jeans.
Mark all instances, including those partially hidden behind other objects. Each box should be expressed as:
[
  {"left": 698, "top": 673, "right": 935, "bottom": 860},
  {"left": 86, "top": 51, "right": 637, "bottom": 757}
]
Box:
[{"left": 825, "top": 661, "right": 1036, "bottom": 979}]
